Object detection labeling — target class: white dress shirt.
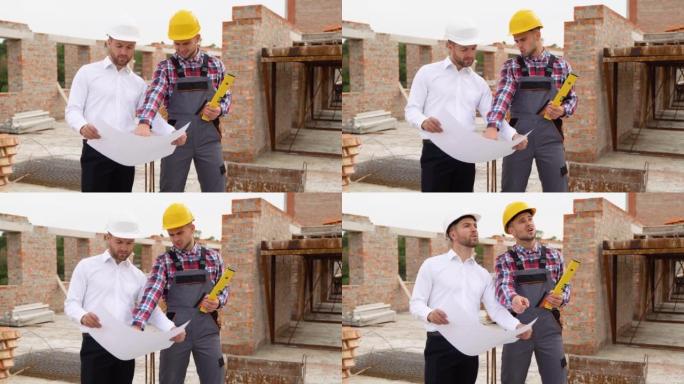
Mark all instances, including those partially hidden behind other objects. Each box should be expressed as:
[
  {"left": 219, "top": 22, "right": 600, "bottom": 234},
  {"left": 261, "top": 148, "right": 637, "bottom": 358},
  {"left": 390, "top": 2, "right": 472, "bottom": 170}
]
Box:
[
  {"left": 64, "top": 250, "right": 175, "bottom": 333},
  {"left": 405, "top": 57, "right": 517, "bottom": 141},
  {"left": 410, "top": 248, "right": 520, "bottom": 332},
  {"left": 65, "top": 56, "right": 166, "bottom": 135}
]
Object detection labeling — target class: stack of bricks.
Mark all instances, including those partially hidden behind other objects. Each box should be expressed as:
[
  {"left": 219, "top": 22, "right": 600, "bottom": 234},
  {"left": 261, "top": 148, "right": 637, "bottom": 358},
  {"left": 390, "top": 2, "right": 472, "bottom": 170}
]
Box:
[
  {"left": 0, "top": 134, "right": 19, "bottom": 187},
  {"left": 342, "top": 134, "right": 361, "bottom": 187},
  {"left": 0, "top": 328, "right": 20, "bottom": 380},
  {"left": 342, "top": 327, "right": 360, "bottom": 380}
]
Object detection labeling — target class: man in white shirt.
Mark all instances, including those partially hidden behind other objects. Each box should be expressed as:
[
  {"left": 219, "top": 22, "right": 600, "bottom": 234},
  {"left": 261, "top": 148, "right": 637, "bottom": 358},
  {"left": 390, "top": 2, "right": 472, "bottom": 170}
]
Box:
[
  {"left": 65, "top": 23, "right": 186, "bottom": 192},
  {"left": 410, "top": 212, "right": 532, "bottom": 384},
  {"left": 65, "top": 215, "right": 186, "bottom": 384},
  {"left": 405, "top": 22, "right": 527, "bottom": 192}
]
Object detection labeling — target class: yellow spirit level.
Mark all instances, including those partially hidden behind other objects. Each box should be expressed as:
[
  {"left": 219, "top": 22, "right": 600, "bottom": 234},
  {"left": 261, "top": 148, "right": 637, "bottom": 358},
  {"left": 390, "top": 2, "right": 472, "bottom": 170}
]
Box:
[
  {"left": 543, "top": 259, "right": 580, "bottom": 309},
  {"left": 201, "top": 73, "right": 236, "bottom": 122},
  {"left": 544, "top": 73, "right": 578, "bottom": 120}
]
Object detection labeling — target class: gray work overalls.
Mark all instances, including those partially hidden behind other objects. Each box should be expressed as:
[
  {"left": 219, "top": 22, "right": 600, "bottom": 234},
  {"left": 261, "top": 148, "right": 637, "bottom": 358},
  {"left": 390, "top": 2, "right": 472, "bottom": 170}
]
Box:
[
  {"left": 502, "top": 55, "right": 569, "bottom": 192},
  {"left": 159, "top": 248, "right": 225, "bottom": 384},
  {"left": 501, "top": 246, "right": 568, "bottom": 384},
  {"left": 161, "top": 55, "right": 226, "bottom": 192}
]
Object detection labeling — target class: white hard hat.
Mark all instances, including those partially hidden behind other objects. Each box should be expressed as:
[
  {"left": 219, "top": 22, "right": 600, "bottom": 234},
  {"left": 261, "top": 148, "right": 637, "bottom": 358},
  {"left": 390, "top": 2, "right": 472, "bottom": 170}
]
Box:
[
  {"left": 444, "top": 22, "right": 481, "bottom": 46},
  {"left": 443, "top": 211, "right": 481, "bottom": 236},
  {"left": 107, "top": 23, "right": 141, "bottom": 43},
  {"left": 105, "top": 213, "right": 144, "bottom": 239}
]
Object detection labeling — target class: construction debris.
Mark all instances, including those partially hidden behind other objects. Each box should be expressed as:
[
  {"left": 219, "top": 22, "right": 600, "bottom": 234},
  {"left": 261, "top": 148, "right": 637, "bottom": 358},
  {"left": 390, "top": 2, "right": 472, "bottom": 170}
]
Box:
[
  {"left": 0, "top": 110, "right": 55, "bottom": 134},
  {"left": 342, "top": 327, "right": 360, "bottom": 379},
  {"left": 342, "top": 134, "right": 361, "bottom": 187},
  {"left": 344, "top": 110, "right": 397, "bottom": 134},
  {"left": 0, "top": 327, "right": 20, "bottom": 380},
  {"left": 0, "top": 303, "right": 55, "bottom": 327},
  {"left": 0, "top": 134, "right": 19, "bottom": 188},
  {"left": 343, "top": 303, "right": 396, "bottom": 327}
]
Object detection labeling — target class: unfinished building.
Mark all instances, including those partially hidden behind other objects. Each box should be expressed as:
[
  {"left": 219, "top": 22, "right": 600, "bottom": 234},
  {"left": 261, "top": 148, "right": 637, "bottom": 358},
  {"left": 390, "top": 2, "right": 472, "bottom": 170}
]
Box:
[
  {"left": 0, "top": 0, "right": 342, "bottom": 192},
  {"left": 0, "top": 192, "right": 342, "bottom": 382},
  {"left": 342, "top": 194, "right": 684, "bottom": 382},
  {"left": 342, "top": 3, "right": 684, "bottom": 192}
]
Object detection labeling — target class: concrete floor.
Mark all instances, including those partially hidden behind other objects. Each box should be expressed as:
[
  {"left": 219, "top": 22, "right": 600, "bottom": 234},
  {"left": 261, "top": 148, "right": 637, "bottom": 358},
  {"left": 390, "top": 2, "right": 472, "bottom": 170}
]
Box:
[
  {"left": 276, "top": 320, "right": 342, "bottom": 348},
  {"left": 346, "top": 119, "right": 542, "bottom": 192},
  {"left": 3, "top": 120, "right": 341, "bottom": 192},
  {"left": 9, "top": 313, "right": 340, "bottom": 383},
  {"left": 619, "top": 128, "right": 684, "bottom": 156},
  {"left": 348, "top": 312, "right": 684, "bottom": 384}
]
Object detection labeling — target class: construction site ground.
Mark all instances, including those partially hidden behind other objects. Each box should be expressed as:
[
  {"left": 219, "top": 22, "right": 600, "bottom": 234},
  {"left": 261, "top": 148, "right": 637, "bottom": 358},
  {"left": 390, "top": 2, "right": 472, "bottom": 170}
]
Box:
[
  {"left": 345, "top": 120, "right": 684, "bottom": 192},
  {"left": 9, "top": 314, "right": 340, "bottom": 383},
  {"left": 347, "top": 312, "right": 684, "bottom": 384},
  {"left": 2, "top": 121, "right": 340, "bottom": 193}
]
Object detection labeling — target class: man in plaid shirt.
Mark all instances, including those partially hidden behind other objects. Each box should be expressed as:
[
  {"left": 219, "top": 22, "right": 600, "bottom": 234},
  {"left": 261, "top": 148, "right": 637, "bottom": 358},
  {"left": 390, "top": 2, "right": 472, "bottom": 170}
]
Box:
[
  {"left": 485, "top": 9, "right": 578, "bottom": 192},
  {"left": 495, "top": 201, "right": 571, "bottom": 383},
  {"left": 134, "top": 10, "right": 232, "bottom": 192},
  {"left": 132, "top": 203, "right": 229, "bottom": 383}
]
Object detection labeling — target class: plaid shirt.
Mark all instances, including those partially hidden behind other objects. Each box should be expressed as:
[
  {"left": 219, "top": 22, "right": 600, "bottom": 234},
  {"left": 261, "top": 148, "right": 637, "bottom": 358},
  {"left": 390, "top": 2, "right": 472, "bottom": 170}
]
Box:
[
  {"left": 136, "top": 50, "right": 232, "bottom": 126},
  {"left": 486, "top": 49, "right": 578, "bottom": 130},
  {"left": 494, "top": 243, "right": 571, "bottom": 310},
  {"left": 131, "top": 243, "right": 229, "bottom": 328}
]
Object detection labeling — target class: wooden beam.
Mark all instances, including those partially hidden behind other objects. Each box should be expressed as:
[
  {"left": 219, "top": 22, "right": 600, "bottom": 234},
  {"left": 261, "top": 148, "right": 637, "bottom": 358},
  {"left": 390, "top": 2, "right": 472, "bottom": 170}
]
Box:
[
  {"left": 260, "top": 56, "right": 341, "bottom": 63},
  {"left": 261, "top": 62, "right": 275, "bottom": 152}
]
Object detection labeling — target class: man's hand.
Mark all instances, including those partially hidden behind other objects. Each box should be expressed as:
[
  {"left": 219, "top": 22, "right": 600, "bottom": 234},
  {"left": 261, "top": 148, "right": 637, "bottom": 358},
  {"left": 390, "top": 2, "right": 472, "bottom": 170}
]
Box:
[
  {"left": 483, "top": 126, "right": 498, "bottom": 140},
  {"left": 202, "top": 105, "right": 221, "bottom": 121},
  {"left": 543, "top": 291, "right": 563, "bottom": 309},
  {"left": 427, "top": 309, "right": 449, "bottom": 325},
  {"left": 170, "top": 328, "right": 186, "bottom": 343},
  {"left": 200, "top": 296, "right": 219, "bottom": 313},
  {"left": 80, "top": 124, "right": 101, "bottom": 140},
  {"left": 543, "top": 103, "right": 565, "bottom": 120},
  {"left": 134, "top": 123, "right": 152, "bottom": 137},
  {"left": 80, "top": 313, "right": 102, "bottom": 328},
  {"left": 512, "top": 133, "right": 528, "bottom": 151},
  {"left": 420, "top": 117, "right": 443, "bottom": 133},
  {"left": 516, "top": 323, "right": 533, "bottom": 340},
  {"left": 511, "top": 295, "right": 530, "bottom": 314},
  {"left": 171, "top": 132, "right": 187, "bottom": 146}
]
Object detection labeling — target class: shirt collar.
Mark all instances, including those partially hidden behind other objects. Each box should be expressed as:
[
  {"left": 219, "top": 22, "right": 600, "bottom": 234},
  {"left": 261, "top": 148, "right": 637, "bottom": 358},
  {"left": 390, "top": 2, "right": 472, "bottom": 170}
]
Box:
[
  {"left": 443, "top": 57, "right": 471, "bottom": 74},
  {"left": 172, "top": 242, "right": 200, "bottom": 256},
  {"left": 527, "top": 48, "right": 549, "bottom": 62},
  {"left": 102, "top": 249, "right": 131, "bottom": 266},
  {"left": 174, "top": 49, "right": 203, "bottom": 65},
  {"left": 447, "top": 248, "right": 475, "bottom": 264},
  {"left": 513, "top": 242, "right": 540, "bottom": 255},
  {"left": 102, "top": 56, "right": 131, "bottom": 74}
]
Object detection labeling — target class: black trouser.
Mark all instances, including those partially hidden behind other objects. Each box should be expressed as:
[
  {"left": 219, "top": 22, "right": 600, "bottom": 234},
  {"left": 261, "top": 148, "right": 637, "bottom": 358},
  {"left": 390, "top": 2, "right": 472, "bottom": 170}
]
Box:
[
  {"left": 424, "top": 333, "right": 478, "bottom": 384},
  {"left": 420, "top": 140, "right": 475, "bottom": 192},
  {"left": 81, "top": 140, "right": 135, "bottom": 192},
  {"left": 80, "top": 334, "right": 134, "bottom": 384}
]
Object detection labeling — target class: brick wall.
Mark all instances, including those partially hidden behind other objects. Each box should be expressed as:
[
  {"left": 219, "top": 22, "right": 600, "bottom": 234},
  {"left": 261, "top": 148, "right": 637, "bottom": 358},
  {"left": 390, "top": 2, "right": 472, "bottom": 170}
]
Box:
[
  {"left": 482, "top": 43, "right": 509, "bottom": 84},
  {"left": 627, "top": 192, "right": 684, "bottom": 225},
  {"left": 220, "top": 198, "right": 295, "bottom": 355},
  {"left": 405, "top": 236, "right": 449, "bottom": 282},
  {"left": 285, "top": 192, "right": 341, "bottom": 226},
  {"left": 562, "top": 198, "right": 637, "bottom": 354},
  {"left": 222, "top": 5, "right": 297, "bottom": 162},
  {"left": 342, "top": 22, "right": 404, "bottom": 124},
  {"left": 63, "top": 234, "right": 106, "bottom": 281},
  {"left": 563, "top": 6, "right": 642, "bottom": 162},
  {"left": 287, "top": 0, "right": 341, "bottom": 33},
  {"left": 0, "top": 222, "right": 62, "bottom": 314},
  {"left": 629, "top": 0, "right": 684, "bottom": 33}
]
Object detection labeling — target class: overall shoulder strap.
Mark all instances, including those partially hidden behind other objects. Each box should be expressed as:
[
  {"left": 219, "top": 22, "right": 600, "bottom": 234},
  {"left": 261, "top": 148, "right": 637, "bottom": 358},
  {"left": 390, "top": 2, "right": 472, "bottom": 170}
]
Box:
[
  {"left": 168, "top": 56, "right": 185, "bottom": 79},
  {"left": 516, "top": 55, "right": 530, "bottom": 77}
]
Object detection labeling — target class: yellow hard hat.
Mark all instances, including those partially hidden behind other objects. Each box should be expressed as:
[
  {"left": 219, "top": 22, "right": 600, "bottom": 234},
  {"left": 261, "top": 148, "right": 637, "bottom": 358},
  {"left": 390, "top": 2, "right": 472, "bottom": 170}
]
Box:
[
  {"left": 509, "top": 10, "right": 543, "bottom": 35},
  {"left": 168, "top": 10, "right": 201, "bottom": 41},
  {"left": 502, "top": 202, "right": 537, "bottom": 233},
  {"left": 163, "top": 203, "right": 194, "bottom": 230}
]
